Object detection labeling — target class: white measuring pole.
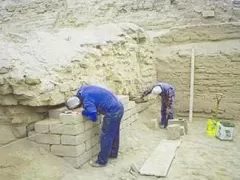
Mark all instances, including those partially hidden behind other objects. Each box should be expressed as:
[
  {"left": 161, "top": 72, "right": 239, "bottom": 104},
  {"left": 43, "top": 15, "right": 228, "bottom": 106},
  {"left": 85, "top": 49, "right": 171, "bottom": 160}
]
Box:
[{"left": 189, "top": 48, "right": 195, "bottom": 123}]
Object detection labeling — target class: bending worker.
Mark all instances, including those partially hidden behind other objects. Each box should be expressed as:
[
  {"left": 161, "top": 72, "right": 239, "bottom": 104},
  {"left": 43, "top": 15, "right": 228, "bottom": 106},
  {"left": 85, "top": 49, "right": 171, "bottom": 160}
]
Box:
[
  {"left": 65, "top": 85, "right": 124, "bottom": 167},
  {"left": 141, "top": 82, "right": 175, "bottom": 129}
]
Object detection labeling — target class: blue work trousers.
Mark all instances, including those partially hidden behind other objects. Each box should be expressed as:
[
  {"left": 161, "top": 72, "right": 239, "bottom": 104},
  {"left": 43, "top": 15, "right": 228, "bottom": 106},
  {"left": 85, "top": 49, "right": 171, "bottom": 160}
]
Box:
[
  {"left": 160, "top": 93, "right": 175, "bottom": 128},
  {"left": 96, "top": 106, "right": 124, "bottom": 165}
]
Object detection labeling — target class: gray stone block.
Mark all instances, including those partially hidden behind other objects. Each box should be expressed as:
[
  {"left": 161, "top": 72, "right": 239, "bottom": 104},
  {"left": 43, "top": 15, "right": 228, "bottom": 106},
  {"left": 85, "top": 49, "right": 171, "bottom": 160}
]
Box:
[
  {"left": 50, "top": 123, "right": 84, "bottom": 135},
  {"left": 35, "top": 121, "right": 49, "bottom": 133},
  {"left": 61, "top": 130, "right": 92, "bottom": 145},
  {"left": 35, "top": 134, "right": 60, "bottom": 144},
  {"left": 202, "top": 10, "right": 215, "bottom": 18},
  {"left": 84, "top": 120, "right": 93, "bottom": 131},
  {"left": 60, "top": 112, "right": 84, "bottom": 125},
  {"left": 91, "top": 126, "right": 100, "bottom": 137},
  {"left": 91, "top": 144, "right": 100, "bottom": 157},
  {"left": 85, "top": 139, "right": 92, "bottom": 151},
  {"left": 91, "top": 136, "right": 99, "bottom": 147},
  {"left": 179, "top": 126, "right": 185, "bottom": 136},
  {"left": 49, "top": 107, "right": 67, "bottom": 119},
  {"left": 168, "top": 119, "right": 188, "bottom": 134},
  {"left": 167, "top": 124, "right": 180, "bottom": 140},
  {"left": 35, "top": 119, "right": 60, "bottom": 134}
]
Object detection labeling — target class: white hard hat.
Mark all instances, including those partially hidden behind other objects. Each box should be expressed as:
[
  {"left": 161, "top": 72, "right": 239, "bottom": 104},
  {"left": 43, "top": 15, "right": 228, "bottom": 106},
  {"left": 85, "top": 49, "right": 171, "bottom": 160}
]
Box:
[
  {"left": 66, "top": 96, "right": 81, "bottom": 110},
  {"left": 152, "top": 86, "right": 162, "bottom": 95}
]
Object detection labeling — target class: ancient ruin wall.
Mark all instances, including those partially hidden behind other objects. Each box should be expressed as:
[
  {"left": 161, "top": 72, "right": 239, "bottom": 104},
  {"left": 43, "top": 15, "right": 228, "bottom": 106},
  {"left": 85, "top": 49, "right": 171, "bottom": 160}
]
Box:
[
  {"left": 0, "top": 23, "right": 156, "bottom": 124},
  {"left": 154, "top": 24, "right": 240, "bottom": 120}
]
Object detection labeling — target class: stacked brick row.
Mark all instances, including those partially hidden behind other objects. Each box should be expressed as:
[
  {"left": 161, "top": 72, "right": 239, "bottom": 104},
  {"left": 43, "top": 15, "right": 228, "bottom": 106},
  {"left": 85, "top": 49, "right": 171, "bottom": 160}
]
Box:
[{"left": 28, "top": 95, "right": 139, "bottom": 168}]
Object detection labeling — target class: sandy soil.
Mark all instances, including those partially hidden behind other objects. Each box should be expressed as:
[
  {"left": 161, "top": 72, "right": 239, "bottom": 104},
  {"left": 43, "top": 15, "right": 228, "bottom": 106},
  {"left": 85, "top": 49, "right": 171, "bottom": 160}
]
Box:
[
  {"left": 0, "top": 104, "right": 239, "bottom": 180},
  {"left": 77, "top": 105, "right": 240, "bottom": 180}
]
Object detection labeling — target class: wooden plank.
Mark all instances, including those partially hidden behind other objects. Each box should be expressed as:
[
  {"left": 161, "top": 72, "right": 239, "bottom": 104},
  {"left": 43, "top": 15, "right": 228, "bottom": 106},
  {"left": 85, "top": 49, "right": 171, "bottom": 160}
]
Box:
[{"left": 139, "top": 140, "right": 181, "bottom": 177}]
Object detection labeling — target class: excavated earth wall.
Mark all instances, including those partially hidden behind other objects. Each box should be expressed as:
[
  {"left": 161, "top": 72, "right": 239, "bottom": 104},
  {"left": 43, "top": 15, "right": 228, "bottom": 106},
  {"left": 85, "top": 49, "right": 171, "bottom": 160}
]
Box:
[{"left": 153, "top": 23, "right": 240, "bottom": 120}]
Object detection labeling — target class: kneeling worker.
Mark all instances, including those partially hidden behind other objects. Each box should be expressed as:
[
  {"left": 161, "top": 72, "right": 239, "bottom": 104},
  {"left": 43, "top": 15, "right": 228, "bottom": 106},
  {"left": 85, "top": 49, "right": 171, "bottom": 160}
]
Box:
[
  {"left": 141, "top": 82, "right": 175, "bottom": 129},
  {"left": 65, "top": 85, "right": 124, "bottom": 167}
]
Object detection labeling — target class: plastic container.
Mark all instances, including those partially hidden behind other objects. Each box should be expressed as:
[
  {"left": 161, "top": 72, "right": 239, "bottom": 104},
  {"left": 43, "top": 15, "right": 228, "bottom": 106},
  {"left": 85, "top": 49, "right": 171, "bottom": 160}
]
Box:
[
  {"left": 207, "top": 119, "right": 220, "bottom": 137},
  {"left": 216, "top": 121, "right": 235, "bottom": 141}
]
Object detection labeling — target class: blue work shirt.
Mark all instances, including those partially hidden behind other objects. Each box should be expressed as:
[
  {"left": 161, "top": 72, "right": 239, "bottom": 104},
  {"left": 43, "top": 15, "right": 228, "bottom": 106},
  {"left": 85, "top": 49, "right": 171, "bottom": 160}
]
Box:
[{"left": 77, "top": 85, "right": 123, "bottom": 121}]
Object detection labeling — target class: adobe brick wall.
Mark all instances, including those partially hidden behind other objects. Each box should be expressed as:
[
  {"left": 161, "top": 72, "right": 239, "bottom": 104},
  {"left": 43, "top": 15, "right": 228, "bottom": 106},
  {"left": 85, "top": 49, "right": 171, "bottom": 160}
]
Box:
[{"left": 28, "top": 95, "right": 143, "bottom": 168}]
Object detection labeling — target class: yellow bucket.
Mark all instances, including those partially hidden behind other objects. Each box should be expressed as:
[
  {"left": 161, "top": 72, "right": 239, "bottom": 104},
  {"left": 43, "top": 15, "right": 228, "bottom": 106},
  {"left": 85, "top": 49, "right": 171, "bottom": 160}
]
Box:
[{"left": 207, "top": 119, "right": 220, "bottom": 137}]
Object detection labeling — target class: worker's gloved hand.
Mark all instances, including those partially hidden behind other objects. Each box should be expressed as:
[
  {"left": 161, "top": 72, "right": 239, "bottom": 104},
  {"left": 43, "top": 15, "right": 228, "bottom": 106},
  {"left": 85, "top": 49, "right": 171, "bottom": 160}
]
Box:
[{"left": 82, "top": 110, "right": 98, "bottom": 122}]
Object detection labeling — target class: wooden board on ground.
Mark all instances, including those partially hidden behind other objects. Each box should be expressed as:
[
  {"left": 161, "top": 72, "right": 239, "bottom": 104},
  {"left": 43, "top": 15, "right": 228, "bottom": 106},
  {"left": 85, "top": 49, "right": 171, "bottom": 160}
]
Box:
[{"left": 139, "top": 139, "right": 181, "bottom": 177}]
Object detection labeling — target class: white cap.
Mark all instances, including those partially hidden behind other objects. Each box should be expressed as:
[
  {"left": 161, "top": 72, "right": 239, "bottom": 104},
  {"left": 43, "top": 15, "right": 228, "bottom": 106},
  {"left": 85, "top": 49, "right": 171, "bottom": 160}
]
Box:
[
  {"left": 152, "top": 86, "right": 162, "bottom": 95},
  {"left": 66, "top": 96, "right": 81, "bottom": 110}
]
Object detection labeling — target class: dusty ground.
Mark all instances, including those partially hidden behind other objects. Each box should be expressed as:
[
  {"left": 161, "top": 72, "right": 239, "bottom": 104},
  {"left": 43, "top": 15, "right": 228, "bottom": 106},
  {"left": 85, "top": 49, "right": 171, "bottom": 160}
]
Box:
[{"left": 0, "top": 104, "right": 239, "bottom": 180}]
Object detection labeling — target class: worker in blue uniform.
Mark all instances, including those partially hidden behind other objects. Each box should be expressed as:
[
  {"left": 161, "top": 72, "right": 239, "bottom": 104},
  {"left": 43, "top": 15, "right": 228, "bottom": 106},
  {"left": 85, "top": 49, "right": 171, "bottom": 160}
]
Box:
[
  {"left": 141, "top": 82, "right": 175, "bottom": 129},
  {"left": 65, "top": 85, "right": 124, "bottom": 167}
]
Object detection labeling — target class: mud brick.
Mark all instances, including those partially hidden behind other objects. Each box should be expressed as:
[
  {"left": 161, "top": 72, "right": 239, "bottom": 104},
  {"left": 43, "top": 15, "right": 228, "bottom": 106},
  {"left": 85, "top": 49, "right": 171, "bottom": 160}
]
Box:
[
  {"left": 51, "top": 144, "right": 85, "bottom": 157},
  {"left": 35, "top": 121, "right": 49, "bottom": 133},
  {"left": 85, "top": 139, "right": 92, "bottom": 151},
  {"left": 167, "top": 124, "right": 180, "bottom": 140},
  {"left": 48, "top": 107, "right": 67, "bottom": 119},
  {"left": 91, "top": 136, "right": 99, "bottom": 147},
  {"left": 84, "top": 120, "right": 93, "bottom": 131},
  {"left": 91, "top": 144, "right": 100, "bottom": 157},
  {"left": 179, "top": 126, "right": 185, "bottom": 136},
  {"left": 60, "top": 112, "right": 84, "bottom": 125},
  {"left": 91, "top": 126, "right": 101, "bottom": 137},
  {"left": 168, "top": 119, "right": 188, "bottom": 134},
  {"left": 35, "top": 119, "right": 60, "bottom": 133},
  {"left": 61, "top": 130, "right": 92, "bottom": 145},
  {"left": 35, "top": 134, "right": 60, "bottom": 144},
  {"left": 202, "top": 10, "right": 215, "bottom": 18},
  {"left": 50, "top": 123, "right": 84, "bottom": 135}
]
